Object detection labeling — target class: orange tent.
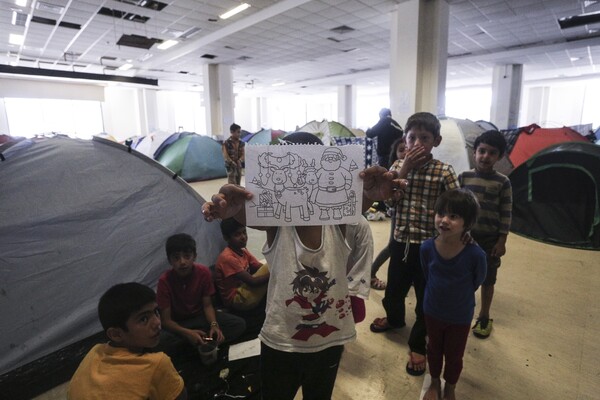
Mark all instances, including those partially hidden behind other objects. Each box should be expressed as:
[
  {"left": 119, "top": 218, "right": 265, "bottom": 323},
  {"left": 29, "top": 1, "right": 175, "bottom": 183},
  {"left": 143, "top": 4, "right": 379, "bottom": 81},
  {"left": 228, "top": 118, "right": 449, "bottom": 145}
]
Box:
[{"left": 509, "top": 124, "right": 587, "bottom": 169}]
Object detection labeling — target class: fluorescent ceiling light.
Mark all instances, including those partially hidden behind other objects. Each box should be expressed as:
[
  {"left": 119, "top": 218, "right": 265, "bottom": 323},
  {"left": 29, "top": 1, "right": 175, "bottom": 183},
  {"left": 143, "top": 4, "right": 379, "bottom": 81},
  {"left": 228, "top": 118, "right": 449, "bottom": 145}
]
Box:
[
  {"left": 271, "top": 82, "right": 285, "bottom": 87},
  {"left": 15, "top": 0, "right": 27, "bottom": 6},
  {"left": 157, "top": 39, "right": 178, "bottom": 50},
  {"left": 220, "top": 3, "right": 250, "bottom": 20},
  {"left": 118, "top": 63, "right": 133, "bottom": 71},
  {"left": 570, "top": 57, "right": 580, "bottom": 61},
  {"left": 9, "top": 33, "right": 24, "bottom": 45}
]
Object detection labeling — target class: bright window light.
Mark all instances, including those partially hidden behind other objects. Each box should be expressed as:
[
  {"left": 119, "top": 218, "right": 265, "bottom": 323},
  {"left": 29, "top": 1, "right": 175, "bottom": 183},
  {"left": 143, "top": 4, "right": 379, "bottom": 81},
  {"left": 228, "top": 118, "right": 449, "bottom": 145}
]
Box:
[
  {"left": 118, "top": 63, "right": 133, "bottom": 71},
  {"left": 157, "top": 40, "right": 178, "bottom": 50},
  {"left": 219, "top": 3, "right": 250, "bottom": 19},
  {"left": 9, "top": 33, "right": 24, "bottom": 45}
]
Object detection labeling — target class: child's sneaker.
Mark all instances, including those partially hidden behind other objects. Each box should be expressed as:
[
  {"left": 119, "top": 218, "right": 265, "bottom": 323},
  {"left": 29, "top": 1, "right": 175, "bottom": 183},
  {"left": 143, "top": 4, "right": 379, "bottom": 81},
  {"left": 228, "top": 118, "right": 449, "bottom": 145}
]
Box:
[{"left": 472, "top": 318, "right": 493, "bottom": 339}]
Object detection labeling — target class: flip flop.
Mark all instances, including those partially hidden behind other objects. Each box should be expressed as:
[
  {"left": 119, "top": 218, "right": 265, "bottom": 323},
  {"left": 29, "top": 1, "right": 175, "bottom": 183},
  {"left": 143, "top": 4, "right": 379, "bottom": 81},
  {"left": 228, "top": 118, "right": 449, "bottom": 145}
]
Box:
[
  {"left": 370, "top": 317, "right": 398, "bottom": 333},
  {"left": 370, "top": 277, "right": 387, "bottom": 290},
  {"left": 405, "top": 352, "right": 426, "bottom": 376}
]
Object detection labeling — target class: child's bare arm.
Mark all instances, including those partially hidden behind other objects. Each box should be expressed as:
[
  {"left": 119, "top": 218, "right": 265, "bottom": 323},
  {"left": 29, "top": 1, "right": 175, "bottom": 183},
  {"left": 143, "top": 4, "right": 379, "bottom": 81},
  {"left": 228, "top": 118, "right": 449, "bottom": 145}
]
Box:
[
  {"left": 202, "top": 296, "right": 224, "bottom": 342},
  {"left": 235, "top": 269, "right": 270, "bottom": 286},
  {"left": 160, "top": 307, "right": 207, "bottom": 346},
  {"left": 491, "top": 234, "right": 507, "bottom": 257}
]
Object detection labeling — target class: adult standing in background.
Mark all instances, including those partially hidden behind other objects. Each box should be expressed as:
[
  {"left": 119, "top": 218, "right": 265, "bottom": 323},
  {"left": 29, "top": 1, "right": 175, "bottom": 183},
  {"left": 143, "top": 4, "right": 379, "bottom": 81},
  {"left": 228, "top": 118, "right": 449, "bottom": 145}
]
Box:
[
  {"left": 366, "top": 108, "right": 403, "bottom": 215},
  {"left": 222, "top": 123, "right": 245, "bottom": 185}
]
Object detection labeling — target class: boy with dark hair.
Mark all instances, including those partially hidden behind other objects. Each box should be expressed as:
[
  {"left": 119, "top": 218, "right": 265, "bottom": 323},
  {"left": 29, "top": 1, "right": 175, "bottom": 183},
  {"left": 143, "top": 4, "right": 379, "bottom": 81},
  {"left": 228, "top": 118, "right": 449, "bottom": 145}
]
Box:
[
  {"left": 370, "top": 111, "right": 460, "bottom": 377},
  {"left": 68, "top": 283, "right": 186, "bottom": 400},
  {"left": 222, "top": 123, "right": 245, "bottom": 185},
  {"left": 458, "top": 130, "right": 512, "bottom": 339},
  {"left": 157, "top": 233, "right": 246, "bottom": 348},
  {"left": 215, "top": 218, "right": 270, "bottom": 311}
]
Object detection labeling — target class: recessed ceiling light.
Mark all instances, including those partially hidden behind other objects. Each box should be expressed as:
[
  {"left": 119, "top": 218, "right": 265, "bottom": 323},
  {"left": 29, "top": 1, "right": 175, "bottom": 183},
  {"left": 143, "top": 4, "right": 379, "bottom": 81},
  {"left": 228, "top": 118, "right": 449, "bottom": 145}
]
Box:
[
  {"left": 9, "top": 33, "right": 24, "bottom": 45},
  {"left": 570, "top": 56, "right": 580, "bottom": 61},
  {"left": 219, "top": 3, "right": 250, "bottom": 20},
  {"left": 118, "top": 63, "right": 133, "bottom": 71},
  {"left": 157, "top": 40, "right": 178, "bottom": 50}
]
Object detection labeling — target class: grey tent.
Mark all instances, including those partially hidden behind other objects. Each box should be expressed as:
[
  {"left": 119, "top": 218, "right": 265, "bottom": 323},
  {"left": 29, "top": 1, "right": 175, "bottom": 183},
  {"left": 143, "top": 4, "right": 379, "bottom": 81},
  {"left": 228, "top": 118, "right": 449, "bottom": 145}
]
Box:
[{"left": 0, "top": 136, "right": 225, "bottom": 378}]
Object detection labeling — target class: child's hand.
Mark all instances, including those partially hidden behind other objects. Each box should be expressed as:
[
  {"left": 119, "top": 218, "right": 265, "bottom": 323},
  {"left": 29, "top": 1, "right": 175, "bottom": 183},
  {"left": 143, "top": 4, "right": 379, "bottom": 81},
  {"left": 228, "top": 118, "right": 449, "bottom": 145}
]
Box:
[
  {"left": 210, "top": 326, "right": 225, "bottom": 343},
  {"left": 187, "top": 329, "right": 207, "bottom": 346},
  {"left": 360, "top": 166, "right": 407, "bottom": 201},
  {"left": 202, "top": 184, "right": 253, "bottom": 222},
  {"left": 491, "top": 242, "right": 506, "bottom": 258},
  {"left": 403, "top": 146, "right": 432, "bottom": 170}
]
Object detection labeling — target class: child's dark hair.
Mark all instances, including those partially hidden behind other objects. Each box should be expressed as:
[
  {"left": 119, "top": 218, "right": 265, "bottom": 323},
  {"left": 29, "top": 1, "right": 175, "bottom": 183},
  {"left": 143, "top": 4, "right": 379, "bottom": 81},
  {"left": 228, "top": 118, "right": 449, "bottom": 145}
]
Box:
[
  {"left": 166, "top": 233, "right": 196, "bottom": 259},
  {"left": 405, "top": 112, "right": 441, "bottom": 138},
  {"left": 98, "top": 282, "right": 156, "bottom": 332},
  {"left": 230, "top": 123, "right": 241, "bottom": 132},
  {"left": 474, "top": 130, "right": 507, "bottom": 157},
  {"left": 434, "top": 189, "right": 480, "bottom": 232},
  {"left": 389, "top": 137, "right": 405, "bottom": 165},
  {"left": 221, "top": 218, "right": 245, "bottom": 239}
]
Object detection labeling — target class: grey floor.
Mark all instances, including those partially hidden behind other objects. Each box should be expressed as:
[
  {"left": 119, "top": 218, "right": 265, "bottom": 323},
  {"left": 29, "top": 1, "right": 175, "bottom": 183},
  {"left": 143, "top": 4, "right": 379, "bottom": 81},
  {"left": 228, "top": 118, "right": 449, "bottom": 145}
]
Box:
[{"left": 35, "top": 177, "right": 600, "bottom": 400}]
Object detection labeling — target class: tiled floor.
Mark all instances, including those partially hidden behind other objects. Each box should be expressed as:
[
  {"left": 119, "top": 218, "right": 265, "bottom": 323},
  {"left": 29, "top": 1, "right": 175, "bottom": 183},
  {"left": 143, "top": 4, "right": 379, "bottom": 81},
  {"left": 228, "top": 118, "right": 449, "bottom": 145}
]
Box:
[{"left": 34, "top": 177, "right": 600, "bottom": 400}]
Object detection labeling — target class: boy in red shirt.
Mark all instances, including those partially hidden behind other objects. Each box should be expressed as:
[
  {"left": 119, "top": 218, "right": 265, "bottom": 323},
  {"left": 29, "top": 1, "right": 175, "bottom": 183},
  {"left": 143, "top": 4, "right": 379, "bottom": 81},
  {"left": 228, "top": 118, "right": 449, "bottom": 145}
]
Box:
[{"left": 216, "top": 218, "right": 270, "bottom": 311}]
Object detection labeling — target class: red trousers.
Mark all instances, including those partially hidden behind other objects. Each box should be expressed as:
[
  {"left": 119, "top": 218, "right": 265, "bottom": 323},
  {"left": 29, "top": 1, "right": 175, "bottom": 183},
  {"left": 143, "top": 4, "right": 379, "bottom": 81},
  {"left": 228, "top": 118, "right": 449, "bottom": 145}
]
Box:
[{"left": 425, "top": 314, "right": 470, "bottom": 384}]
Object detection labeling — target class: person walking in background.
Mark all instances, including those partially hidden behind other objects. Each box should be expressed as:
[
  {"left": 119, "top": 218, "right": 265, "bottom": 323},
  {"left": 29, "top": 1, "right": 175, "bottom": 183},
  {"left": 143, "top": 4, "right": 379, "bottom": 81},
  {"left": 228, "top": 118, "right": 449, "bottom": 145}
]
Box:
[
  {"left": 366, "top": 108, "right": 404, "bottom": 218},
  {"left": 222, "top": 123, "right": 245, "bottom": 185},
  {"left": 458, "top": 130, "right": 512, "bottom": 339}
]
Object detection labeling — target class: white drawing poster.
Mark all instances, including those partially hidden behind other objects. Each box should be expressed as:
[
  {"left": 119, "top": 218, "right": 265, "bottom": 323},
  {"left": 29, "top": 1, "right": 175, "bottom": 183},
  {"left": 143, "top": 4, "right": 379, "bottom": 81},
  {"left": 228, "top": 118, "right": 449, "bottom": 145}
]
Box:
[{"left": 245, "top": 144, "right": 364, "bottom": 226}]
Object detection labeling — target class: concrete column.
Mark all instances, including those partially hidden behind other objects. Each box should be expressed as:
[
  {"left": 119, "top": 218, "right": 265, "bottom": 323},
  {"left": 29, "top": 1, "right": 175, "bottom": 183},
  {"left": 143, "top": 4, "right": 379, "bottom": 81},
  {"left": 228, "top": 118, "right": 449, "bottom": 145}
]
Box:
[
  {"left": 203, "top": 64, "right": 234, "bottom": 139},
  {"left": 491, "top": 64, "right": 523, "bottom": 130},
  {"left": 338, "top": 84, "right": 356, "bottom": 128},
  {"left": 390, "top": 0, "right": 449, "bottom": 126}
]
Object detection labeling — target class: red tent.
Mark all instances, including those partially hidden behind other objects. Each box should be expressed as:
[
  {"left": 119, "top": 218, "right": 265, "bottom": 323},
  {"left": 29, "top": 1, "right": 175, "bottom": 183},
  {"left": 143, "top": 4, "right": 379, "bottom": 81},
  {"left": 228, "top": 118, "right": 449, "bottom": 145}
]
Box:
[{"left": 509, "top": 124, "right": 587, "bottom": 169}]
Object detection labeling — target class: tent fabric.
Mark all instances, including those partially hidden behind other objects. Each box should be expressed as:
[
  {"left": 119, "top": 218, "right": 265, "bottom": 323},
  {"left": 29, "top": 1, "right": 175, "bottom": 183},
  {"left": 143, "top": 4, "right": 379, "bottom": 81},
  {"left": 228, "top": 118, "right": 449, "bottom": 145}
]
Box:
[
  {"left": 508, "top": 124, "right": 587, "bottom": 169},
  {"left": 156, "top": 133, "right": 227, "bottom": 182},
  {"left": 296, "top": 120, "right": 355, "bottom": 141},
  {"left": 509, "top": 142, "right": 600, "bottom": 250},
  {"left": 0, "top": 136, "right": 226, "bottom": 375}
]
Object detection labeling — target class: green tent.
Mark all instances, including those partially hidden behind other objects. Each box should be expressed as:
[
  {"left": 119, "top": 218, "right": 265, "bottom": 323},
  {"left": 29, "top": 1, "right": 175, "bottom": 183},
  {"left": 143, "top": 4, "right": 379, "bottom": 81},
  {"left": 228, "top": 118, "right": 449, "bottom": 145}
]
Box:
[
  {"left": 157, "top": 134, "right": 226, "bottom": 181},
  {"left": 296, "top": 120, "right": 355, "bottom": 141}
]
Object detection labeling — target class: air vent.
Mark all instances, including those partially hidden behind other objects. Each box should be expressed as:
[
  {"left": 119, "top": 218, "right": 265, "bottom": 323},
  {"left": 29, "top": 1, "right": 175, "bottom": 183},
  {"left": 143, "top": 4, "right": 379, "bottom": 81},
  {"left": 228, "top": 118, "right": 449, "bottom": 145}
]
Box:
[
  {"left": 179, "top": 71, "right": 189, "bottom": 74},
  {"left": 98, "top": 7, "right": 150, "bottom": 23},
  {"left": 116, "top": 34, "right": 161, "bottom": 49},
  {"left": 36, "top": 1, "right": 65, "bottom": 14},
  {"left": 180, "top": 27, "right": 202, "bottom": 39},
  {"left": 558, "top": 11, "right": 600, "bottom": 29},
  {"left": 13, "top": 12, "right": 27, "bottom": 26},
  {"left": 237, "top": 55, "right": 252, "bottom": 61},
  {"left": 31, "top": 16, "right": 81, "bottom": 29},
  {"left": 115, "top": 0, "right": 168, "bottom": 11},
  {"left": 330, "top": 25, "right": 354, "bottom": 34},
  {"left": 201, "top": 54, "right": 217, "bottom": 59},
  {"left": 327, "top": 37, "right": 342, "bottom": 43}
]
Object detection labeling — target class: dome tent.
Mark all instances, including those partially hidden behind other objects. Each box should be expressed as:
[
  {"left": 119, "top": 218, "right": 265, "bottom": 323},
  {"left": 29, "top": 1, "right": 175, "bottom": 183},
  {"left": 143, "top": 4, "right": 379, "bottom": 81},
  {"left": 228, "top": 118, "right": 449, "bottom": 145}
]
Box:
[
  {"left": 155, "top": 132, "right": 227, "bottom": 182},
  {"left": 509, "top": 142, "right": 600, "bottom": 250},
  {"left": 296, "top": 119, "right": 355, "bottom": 143},
  {"left": 0, "top": 136, "right": 225, "bottom": 396}
]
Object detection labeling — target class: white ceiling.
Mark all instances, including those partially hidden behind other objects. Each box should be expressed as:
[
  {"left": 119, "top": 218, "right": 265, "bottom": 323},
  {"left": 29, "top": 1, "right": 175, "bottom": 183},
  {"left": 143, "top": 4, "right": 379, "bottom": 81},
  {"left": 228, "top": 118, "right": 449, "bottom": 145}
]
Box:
[{"left": 0, "top": 0, "right": 599, "bottom": 95}]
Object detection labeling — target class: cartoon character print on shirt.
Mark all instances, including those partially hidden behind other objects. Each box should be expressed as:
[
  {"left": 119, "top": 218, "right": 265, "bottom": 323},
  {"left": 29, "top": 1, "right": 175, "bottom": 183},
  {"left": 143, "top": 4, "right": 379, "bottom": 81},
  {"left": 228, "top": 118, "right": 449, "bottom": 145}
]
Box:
[{"left": 285, "top": 264, "right": 341, "bottom": 341}]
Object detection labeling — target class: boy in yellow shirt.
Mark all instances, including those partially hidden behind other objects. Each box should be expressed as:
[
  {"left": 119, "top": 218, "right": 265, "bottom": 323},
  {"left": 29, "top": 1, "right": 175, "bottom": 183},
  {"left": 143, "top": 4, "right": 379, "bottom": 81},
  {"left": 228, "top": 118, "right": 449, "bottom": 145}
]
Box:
[{"left": 68, "top": 282, "right": 186, "bottom": 400}]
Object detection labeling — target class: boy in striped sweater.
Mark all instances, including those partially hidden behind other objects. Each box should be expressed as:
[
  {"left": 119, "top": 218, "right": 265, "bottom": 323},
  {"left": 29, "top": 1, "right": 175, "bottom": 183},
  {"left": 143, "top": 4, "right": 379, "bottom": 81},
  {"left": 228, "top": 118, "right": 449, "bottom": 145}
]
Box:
[{"left": 458, "top": 130, "right": 512, "bottom": 339}]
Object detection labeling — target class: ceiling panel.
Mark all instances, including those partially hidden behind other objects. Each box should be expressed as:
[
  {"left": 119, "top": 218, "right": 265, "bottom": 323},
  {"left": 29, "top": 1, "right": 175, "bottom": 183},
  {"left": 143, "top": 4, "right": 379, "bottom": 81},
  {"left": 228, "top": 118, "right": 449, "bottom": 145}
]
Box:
[{"left": 0, "top": 0, "right": 599, "bottom": 94}]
